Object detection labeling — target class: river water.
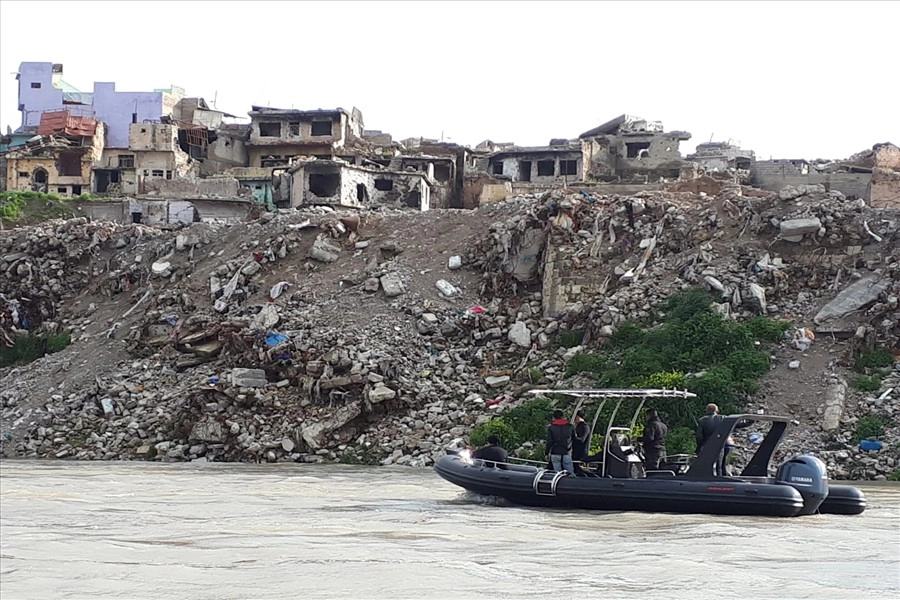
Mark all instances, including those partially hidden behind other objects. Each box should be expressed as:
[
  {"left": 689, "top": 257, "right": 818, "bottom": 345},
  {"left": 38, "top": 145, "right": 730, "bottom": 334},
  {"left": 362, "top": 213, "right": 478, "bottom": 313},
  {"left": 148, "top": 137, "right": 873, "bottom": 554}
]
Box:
[{"left": 1, "top": 461, "right": 898, "bottom": 600}]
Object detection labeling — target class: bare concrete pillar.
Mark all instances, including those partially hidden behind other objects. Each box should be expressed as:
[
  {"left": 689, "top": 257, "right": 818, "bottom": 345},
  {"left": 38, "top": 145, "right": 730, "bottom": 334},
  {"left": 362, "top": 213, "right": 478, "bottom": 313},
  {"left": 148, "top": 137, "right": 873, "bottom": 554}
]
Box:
[{"left": 822, "top": 379, "right": 847, "bottom": 432}]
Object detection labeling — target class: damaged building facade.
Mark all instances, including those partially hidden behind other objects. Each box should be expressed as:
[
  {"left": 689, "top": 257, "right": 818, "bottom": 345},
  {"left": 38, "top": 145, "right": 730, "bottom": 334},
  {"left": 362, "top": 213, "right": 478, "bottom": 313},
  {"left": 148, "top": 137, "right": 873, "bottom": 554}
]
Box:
[
  {"left": 246, "top": 106, "right": 364, "bottom": 168},
  {"left": 482, "top": 142, "right": 582, "bottom": 185},
  {"left": 285, "top": 159, "right": 431, "bottom": 211},
  {"left": 579, "top": 114, "right": 693, "bottom": 183},
  {"left": 3, "top": 110, "right": 104, "bottom": 196},
  {"left": 687, "top": 141, "right": 755, "bottom": 172}
]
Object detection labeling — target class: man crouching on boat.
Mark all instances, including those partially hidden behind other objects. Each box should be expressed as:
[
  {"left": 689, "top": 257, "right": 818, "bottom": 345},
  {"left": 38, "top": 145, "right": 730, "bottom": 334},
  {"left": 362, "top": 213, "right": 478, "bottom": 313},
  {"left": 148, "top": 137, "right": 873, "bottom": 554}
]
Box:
[{"left": 546, "top": 410, "right": 576, "bottom": 473}]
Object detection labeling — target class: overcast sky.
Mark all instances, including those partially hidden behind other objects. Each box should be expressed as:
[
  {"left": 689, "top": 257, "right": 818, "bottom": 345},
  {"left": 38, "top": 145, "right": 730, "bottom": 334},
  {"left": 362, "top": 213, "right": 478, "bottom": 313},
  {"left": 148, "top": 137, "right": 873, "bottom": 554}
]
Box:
[{"left": 1, "top": 1, "right": 896, "bottom": 159}]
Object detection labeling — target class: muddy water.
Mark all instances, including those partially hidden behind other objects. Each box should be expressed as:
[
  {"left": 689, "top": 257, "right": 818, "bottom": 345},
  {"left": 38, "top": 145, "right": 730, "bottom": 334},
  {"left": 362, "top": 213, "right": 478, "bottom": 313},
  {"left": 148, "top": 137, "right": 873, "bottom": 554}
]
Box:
[{"left": 1, "top": 461, "right": 898, "bottom": 600}]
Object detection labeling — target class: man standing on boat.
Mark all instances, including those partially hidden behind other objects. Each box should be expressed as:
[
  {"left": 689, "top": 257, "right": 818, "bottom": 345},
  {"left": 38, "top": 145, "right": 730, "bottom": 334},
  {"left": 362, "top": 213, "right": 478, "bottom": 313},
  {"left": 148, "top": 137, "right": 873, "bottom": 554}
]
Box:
[
  {"left": 572, "top": 409, "right": 591, "bottom": 471},
  {"left": 640, "top": 409, "right": 668, "bottom": 470},
  {"left": 696, "top": 403, "right": 725, "bottom": 475},
  {"left": 546, "top": 410, "right": 576, "bottom": 473}
]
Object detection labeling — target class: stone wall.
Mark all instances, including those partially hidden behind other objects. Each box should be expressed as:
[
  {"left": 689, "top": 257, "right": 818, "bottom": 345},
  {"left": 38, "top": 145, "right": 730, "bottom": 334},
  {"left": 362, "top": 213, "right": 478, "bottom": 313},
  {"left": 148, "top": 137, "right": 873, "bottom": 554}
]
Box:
[
  {"left": 141, "top": 177, "right": 240, "bottom": 198},
  {"left": 751, "top": 171, "right": 872, "bottom": 200}
]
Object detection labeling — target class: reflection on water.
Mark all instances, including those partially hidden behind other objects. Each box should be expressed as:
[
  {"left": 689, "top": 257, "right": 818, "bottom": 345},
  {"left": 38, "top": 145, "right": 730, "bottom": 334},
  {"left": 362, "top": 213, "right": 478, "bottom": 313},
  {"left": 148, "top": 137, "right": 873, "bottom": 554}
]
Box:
[{"left": 1, "top": 461, "right": 898, "bottom": 600}]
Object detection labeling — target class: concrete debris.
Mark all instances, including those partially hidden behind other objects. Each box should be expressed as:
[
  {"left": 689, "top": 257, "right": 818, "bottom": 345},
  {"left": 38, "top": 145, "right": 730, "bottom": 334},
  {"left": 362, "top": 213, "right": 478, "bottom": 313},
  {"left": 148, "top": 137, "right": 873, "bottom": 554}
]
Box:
[{"left": 0, "top": 186, "right": 898, "bottom": 478}]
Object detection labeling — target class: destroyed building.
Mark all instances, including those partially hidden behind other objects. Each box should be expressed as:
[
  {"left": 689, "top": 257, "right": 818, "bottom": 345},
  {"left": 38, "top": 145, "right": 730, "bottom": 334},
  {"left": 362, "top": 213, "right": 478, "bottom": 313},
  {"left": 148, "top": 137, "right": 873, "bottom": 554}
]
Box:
[
  {"left": 687, "top": 141, "right": 755, "bottom": 172},
  {"left": 3, "top": 110, "right": 104, "bottom": 196},
  {"left": 246, "top": 106, "right": 365, "bottom": 168},
  {"left": 94, "top": 122, "right": 196, "bottom": 195},
  {"left": 285, "top": 158, "right": 431, "bottom": 210},
  {"left": 579, "top": 114, "right": 693, "bottom": 182},
  {"left": 481, "top": 141, "right": 583, "bottom": 185},
  {"left": 751, "top": 157, "right": 873, "bottom": 200}
]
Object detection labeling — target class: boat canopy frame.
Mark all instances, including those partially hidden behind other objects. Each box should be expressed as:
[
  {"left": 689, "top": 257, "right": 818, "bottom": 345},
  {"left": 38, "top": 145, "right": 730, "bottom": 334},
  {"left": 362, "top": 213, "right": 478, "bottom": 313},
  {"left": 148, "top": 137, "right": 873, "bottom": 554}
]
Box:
[
  {"left": 528, "top": 388, "right": 698, "bottom": 477},
  {"left": 527, "top": 389, "right": 796, "bottom": 480}
]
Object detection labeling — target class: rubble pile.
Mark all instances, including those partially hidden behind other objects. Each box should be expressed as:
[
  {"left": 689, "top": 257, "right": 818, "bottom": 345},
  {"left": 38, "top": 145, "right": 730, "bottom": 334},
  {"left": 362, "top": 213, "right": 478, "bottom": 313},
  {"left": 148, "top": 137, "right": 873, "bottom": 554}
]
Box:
[{"left": 1, "top": 186, "right": 898, "bottom": 478}]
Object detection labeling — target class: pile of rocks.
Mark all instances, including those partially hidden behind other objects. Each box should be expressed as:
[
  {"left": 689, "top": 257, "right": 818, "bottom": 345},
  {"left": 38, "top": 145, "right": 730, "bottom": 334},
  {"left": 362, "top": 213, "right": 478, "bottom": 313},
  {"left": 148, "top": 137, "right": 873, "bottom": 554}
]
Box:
[{"left": 2, "top": 186, "right": 898, "bottom": 479}]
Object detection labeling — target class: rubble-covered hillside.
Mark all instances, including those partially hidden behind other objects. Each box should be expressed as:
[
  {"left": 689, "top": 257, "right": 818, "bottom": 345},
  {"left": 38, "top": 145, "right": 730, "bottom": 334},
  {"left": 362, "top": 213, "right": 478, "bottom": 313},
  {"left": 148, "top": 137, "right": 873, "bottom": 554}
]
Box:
[{"left": 1, "top": 184, "right": 898, "bottom": 479}]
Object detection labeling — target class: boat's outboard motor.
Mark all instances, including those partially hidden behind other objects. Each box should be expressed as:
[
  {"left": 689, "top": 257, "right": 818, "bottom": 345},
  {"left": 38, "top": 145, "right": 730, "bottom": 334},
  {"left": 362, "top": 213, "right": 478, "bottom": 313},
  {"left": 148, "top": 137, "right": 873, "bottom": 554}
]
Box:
[{"left": 775, "top": 455, "right": 829, "bottom": 516}]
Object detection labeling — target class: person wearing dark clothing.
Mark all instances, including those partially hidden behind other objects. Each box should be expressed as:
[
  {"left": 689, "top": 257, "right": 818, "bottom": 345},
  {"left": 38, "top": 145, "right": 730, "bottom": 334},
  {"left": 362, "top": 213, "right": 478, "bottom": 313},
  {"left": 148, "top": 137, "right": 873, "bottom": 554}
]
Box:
[
  {"left": 546, "top": 409, "right": 575, "bottom": 473},
  {"left": 722, "top": 419, "right": 754, "bottom": 475},
  {"left": 572, "top": 409, "right": 591, "bottom": 462},
  {"left": 696, "top": 403, "right": 725, "bottom": 475},
  {"left": 472, "top": 434, "right": 509, "bottom": 469},
  {"left": 640, "top": 409, "right": 668, "bottom": 470}
]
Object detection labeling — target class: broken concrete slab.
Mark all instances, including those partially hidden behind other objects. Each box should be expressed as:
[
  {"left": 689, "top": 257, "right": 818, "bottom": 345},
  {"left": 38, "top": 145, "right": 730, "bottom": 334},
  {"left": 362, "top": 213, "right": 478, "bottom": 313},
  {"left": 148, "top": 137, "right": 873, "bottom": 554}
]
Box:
[
  {"left": 190, "top": 419, "right": 226, "bottom": 443},
  {"left": 308, "top": 235, "right": 342, "bottom": 263},
  {"left": 435, "top": 279, "right": 459, "bottom": 298},
  {"left": 780, "top": 217, "right": 822, "bottom": 239},
  {"left": 299, "top": 401, "right": 362, "bottom": 451},
  {"left": 231, "top": 368, "right": 267, "bottom": 388},
  {"left": 368, "top": 384, "right": 397, "bottom": 403},
  {"left": 814, "top": 276, "right": 890, "bottom": 323},
  {"left": 251, "top": 304, "right": 280, "bottom": 330},
  {"left": 380, "top": 273, "right": 406, "bottom": 297},
  {"left": 822, "top": 380, "right": 847, "bottom": 432},
  {"left": 485, "top": 375, "right": 510, "bottom": 388}
]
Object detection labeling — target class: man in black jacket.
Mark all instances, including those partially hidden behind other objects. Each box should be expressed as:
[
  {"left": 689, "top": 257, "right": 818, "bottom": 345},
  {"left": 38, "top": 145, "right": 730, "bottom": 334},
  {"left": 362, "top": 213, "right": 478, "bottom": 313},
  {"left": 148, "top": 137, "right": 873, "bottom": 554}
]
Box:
[
  {"left": 546, "top": 410, "right": 575, "bottom": 473},
  {"left": 572, "top": 409, "right": 591, "bottom": 466},
  {"left": 696, "top": 403, "right": 725, "bottom": 475},
  {"left": 640, "top": 409, "right": 668, "bottom": 470},
  {"left": 472, "top": 434, "right": 508, "bottom": 469}
]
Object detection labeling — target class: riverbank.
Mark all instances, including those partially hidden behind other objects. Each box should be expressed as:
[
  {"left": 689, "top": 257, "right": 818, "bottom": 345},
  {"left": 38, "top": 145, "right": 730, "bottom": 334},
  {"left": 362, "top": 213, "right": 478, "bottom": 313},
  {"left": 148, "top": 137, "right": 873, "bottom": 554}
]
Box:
[{"left": 1, "top": 186, "right": 898, "bottom": 479}]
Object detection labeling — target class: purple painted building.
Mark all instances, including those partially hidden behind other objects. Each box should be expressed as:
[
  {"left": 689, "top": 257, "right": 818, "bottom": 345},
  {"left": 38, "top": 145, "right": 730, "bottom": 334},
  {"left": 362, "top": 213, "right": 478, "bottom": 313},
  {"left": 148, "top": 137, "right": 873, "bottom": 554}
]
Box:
[{"left": 15, "top": 62, "right": 183, "bottom": 148}]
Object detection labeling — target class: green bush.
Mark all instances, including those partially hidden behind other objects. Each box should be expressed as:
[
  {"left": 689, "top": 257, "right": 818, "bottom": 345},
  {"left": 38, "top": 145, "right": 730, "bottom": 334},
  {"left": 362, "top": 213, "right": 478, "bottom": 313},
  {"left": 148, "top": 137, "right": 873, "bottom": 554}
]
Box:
[
  {"left": 666, "top": 427, "right": 697, "bottom": 455},
  {"left": 661, "top": 288, "right": 716, "bottom": 322},
  {"left": 607, "top": 322, "right": 646, "bottom": 350},
  {"left": 0, "top": 332, "right": 72, "bottom": 368},
  {"left": 747, "top": 317, "right": 791, "bottom": 342},
  {"left": 854, "top": 415, "right": 889, "bottom": 442},
  {"left": 888, "top": 469, "right": 900, "bottom": 482},
  {"left": 851, "top": 375, "right": 882, "bottom": 392},
  {"left": 565, "top": 352, "right": 608, "bottom": 377},
  {"left": 854, "top": 347, "right": 895, "bottom": 371},
  {"left": 502, "top": 397, "right": 554, "bottom": 448},
  {"left": 469, "top": 419, "right": 519, "bottom": 449}
]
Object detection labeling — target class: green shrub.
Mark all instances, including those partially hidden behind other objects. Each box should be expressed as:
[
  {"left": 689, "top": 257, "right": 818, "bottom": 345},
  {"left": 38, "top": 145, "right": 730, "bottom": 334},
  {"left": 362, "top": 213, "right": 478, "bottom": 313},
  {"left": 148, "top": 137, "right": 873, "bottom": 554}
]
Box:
[
  {"left": 469, "top": 419, "right": 519, "bottom": 449},
  {"left": 502, "top": 397, "right": 554, "bottom": 448},
  {"left": 558, "top": 330, "right": 584, "bottom": 349},
  {"left": 747, "top": 317, "right": 791, "bottom": 342},
  {"left": 565, "top": 352, "right": 608, "bottom": 377},
  {"left": 888, "top": 469, "right": 900, "bottom": 482},
  {"left": 0, "top": 332, "right": 72, "bottom": 368},
  {"left": 854, "top": 347, "right": 895, "bottom": 371},
  {"left": 666, "top": 427, "right": 697, "bottom": 455},
  {"left": 527, "top": 366, "right": 545, "bottom": 383},
  {"left": 607, "top": 322, "right": 646, "bottom": 349},
  {"left": 854, "top": 415, "right": 889, "bottom": 442},
  {"left": 661, "top": 288, "right": 716, "bottom": 322},
  {"left": 851, "top": 375, "right": 882, "bottom": 392}
]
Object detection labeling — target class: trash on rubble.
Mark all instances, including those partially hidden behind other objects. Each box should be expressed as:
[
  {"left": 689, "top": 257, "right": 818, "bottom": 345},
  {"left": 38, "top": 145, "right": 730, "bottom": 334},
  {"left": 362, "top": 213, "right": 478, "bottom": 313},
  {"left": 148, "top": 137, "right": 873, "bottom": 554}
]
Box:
[
  {"left": 265, "top": 332, "right": 288, "bottom": 347},
  {"left": 792, "top": 327, "right": 815, "bottom": 351},
  {"left": 165, "top": 315, "right": 178, "bottom": 326},
  {"left": 269, "top": 281, "right": 291, "bottom": 300},
  {"left": 151, "top": 261, "right": 172, "bottom": 276}
]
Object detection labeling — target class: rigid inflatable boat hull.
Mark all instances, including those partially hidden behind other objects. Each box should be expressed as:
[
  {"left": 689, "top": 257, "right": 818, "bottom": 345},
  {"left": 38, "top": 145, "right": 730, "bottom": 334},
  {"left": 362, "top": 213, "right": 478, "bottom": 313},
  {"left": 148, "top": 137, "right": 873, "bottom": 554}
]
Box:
[
  {"left": 435, "top": 455, "right": 806, "bottom": 517},
  {"left": 821, "top": 484, "right": 867, "bottom": 515}
]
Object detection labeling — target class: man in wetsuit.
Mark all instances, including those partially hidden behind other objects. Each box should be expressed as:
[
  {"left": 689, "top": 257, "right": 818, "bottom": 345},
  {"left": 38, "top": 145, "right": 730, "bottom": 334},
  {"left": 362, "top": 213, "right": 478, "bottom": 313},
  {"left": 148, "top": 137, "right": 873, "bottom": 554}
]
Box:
[
  {"left": 640, "top": 409, "right": 668, "bottom": 470},
  {"left": 546, "top": 409, "right": 576, "bottom": 473},
  {"left": 472, "top": 434, "right": 508, "bottom": 469}
]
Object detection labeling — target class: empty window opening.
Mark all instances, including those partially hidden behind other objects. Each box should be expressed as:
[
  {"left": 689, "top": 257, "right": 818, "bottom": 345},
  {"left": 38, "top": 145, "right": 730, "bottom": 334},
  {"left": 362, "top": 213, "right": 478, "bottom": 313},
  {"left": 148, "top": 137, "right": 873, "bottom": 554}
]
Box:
[
  {"left": 110, "top": 171, "right": 120, "bottom": 183},
  {"left": 537, "top": 160, "right": 555, "bottom": 176},
  {"left": 288, "top": 122, "right": 301, "bottom": 136},
  {"left": 311, "top": 121, "right": 332, "bottom": 136},
  {"left": 141, "top": 128, "right": 147, "bottom": 133},
  {"left": 132, "top": 113, "right": 138, "bottom": 124},
  {"left": 165, "top": 171, "right": 173, "bottom": 180},
  {"left": 118, "top": 154, "right": 135, "bottom": 168},
  {"left": 33, "top": 168, "right": 49, "bottom": 183},
  {"left": 405, "top": 190, "right": 422, "bottom": 209},
  {"left": 143, "top": 169, "right": 150, "bottom": 176},
  {"left": 31, "top": 82, "right": 42, "bottom": 89},
  {"left": 356, "top": 183, "right": 369, "bottom": 203},
  {"left": 131, "top": 212, "right": 143, "bottom": 224},
  {"left": 492, "top": 162, "right": 504, "bottom": 175},
  {"left": 259, "top": 122, "right": 281, "bottom": 137},
  {"left": 18, "top": 171, "right": 29, "bottom": 178},
  {"left": 374, "top": 178, "right": 394, "bottom": 191},
  {"left": 433, "top": 163, "right": 452, "bottom": 182},
  {"left": 626, "top": 142, "right": 651, "bottom": 158},
  {"left": 151, "top": 169, "right": 164, "bottom": 178},
  {"left": 57, "top": 187, "right": 67, "bottom": 194},
  {"left": 58, "top": 152, "right": 81, "bottom": 176},
  {"left": 308, "top": 173, "right": 340, "bottom": 197},
  {"left": 254, "top": 184, "right": 263, "bottom": 190},
  {"left": 71, "top": 185, "right": 82, "bottom": 195},
  {"left": 559, "top": 160, "right": 578, "bottom": 176}
]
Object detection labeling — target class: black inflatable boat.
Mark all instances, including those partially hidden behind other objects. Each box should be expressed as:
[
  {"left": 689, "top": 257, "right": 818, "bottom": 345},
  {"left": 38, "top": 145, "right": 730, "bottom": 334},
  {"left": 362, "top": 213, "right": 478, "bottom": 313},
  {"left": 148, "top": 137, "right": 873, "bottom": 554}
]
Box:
[{"left": 435, "top": 389, "right": 867, "bottom": 518}]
